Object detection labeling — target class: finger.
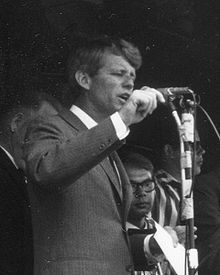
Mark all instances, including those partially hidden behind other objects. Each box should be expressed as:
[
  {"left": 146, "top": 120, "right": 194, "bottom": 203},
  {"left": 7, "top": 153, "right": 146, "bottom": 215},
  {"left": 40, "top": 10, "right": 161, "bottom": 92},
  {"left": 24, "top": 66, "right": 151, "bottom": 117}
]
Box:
[
  {"left": 145, "top": 92, "right": 158, "bottom": 114},
  {"left": 132, "top": 89, "right": 158, "bottom": 116},
  {"left": 137, "top": 103, "right": 151, "bottom": 118},
  {"left": 142, "top": 87, "right": 163, "bottom": 108},
  {"left": 141, "top": 86, "right": 165, "bottom": 103},
  {"left": 156, "top": 90, "right": 166, "bottom": 103},
  {"left": 132, "top": 90, "right": 151, "bottom": 114},
  {"left": 140, "top": 86, "right": 150, "bottom": 91},
  {"left": 138, "top": 93, "right": 156, "bottom": 116}
]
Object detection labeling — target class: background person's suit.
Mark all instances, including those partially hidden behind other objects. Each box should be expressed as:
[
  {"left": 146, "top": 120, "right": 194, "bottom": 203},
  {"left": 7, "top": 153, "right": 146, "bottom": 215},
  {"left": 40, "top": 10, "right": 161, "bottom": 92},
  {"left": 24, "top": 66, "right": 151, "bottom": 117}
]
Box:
[
  {"left": 0, "top": 147, "right": 33, "bottom": 274},
  {"left": 23, "top": 108, "right": 139, "bottom": 274},
  {"left": 194, "top": 167, "right": 220, "bottom": 274}
]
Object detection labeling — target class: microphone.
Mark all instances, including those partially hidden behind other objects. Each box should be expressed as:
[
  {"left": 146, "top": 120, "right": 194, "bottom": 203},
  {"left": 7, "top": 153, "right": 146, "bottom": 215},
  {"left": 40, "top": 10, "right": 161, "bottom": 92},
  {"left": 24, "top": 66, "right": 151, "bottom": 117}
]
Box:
[
  {"left": 155, "top": 87, "right": 194, "bottom": 112},
  {"left": 157, "top": 87, "right": 193, "bottom": 101}
]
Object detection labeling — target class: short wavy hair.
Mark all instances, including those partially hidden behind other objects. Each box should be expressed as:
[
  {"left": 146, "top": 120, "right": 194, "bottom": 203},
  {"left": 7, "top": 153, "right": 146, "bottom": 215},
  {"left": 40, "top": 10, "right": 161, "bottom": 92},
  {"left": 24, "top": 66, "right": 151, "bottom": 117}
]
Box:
[{"left": 67, "top": 35, "right": 142, "bottom": 92}]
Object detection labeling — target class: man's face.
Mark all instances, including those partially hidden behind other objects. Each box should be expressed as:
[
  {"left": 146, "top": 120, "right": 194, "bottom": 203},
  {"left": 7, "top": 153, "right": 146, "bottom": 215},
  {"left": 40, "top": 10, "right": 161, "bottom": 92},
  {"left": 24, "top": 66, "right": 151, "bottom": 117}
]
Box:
[
  {"left": 171, "top": 131, "right": 205, "bottom": 176},
  {"left": 192, "top": 131, "right": 205, "bottom": 175},
  {"left": 127, "top": 166, "right": 155, "bottom": 219},
  {"left": 86, "top": 53, "right": 136, "bottom": 121}
]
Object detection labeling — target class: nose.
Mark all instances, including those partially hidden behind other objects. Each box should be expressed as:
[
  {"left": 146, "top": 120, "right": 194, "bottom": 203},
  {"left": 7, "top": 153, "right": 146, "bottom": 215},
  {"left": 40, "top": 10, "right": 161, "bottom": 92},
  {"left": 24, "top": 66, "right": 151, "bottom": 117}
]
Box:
[
  {"left": 134, "top": 185, "right": 147, "bottom": 197},
  {"left": 123, "top": 76, "right": 134, "bottom": 90},
  {"left": 197, "top": 145, "right": 205, "bottom": 155}
]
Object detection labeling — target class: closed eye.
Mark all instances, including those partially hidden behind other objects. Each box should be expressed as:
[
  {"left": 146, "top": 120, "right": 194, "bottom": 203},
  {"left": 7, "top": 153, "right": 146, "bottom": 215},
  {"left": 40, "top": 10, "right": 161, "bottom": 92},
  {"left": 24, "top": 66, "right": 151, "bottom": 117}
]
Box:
[{"left": 111, "top": 70, "right": 136, "bottom": 80}]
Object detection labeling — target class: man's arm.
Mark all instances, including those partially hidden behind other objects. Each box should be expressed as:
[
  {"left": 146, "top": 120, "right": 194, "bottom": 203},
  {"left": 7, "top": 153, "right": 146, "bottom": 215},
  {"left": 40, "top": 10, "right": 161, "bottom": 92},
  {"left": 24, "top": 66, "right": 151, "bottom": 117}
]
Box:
[
  {"left": 194, "top": 170, "right": 220, "bottom": 238},
  {"left": 23, "top": 115, "right": 122, "bottom": 189},
  {"left": 23, "top": 88, "right": 164, "bottom": 190}
]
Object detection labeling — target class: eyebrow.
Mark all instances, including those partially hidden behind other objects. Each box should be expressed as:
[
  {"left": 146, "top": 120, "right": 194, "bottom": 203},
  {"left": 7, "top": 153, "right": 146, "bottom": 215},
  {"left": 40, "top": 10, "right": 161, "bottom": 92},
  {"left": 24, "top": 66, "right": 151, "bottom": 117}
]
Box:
[
  {"left": 130, "top": 179, "right": 154, "bottom": 185},
  {"left": 111, "top": 68, "right": 136, "bottom": 76}
]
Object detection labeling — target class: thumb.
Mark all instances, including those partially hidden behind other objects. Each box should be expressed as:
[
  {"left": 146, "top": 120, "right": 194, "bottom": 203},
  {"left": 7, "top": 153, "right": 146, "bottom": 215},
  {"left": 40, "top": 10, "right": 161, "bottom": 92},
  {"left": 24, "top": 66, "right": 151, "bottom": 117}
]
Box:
[{"left": 156, "top": 90, "right": 166, "bottom": 103}]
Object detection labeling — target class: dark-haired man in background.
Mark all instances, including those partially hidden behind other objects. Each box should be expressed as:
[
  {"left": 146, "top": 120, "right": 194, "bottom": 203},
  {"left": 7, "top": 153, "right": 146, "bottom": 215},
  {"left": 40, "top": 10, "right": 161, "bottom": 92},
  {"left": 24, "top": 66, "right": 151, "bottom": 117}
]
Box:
[
  {"left": 0, "top": 91, "right": 58, "bottom": 274},
  {"left": 150, "top": 107, "right": 205, "bottom": 229},
  {"left": 124, "top": 107, "right": 204, "bottom": 274},
  {"left": 123, "top": 151, "right": 181, "bottom": 275},
  {"left": 194, "top": 165, "right": 220, "bottom": 275}
]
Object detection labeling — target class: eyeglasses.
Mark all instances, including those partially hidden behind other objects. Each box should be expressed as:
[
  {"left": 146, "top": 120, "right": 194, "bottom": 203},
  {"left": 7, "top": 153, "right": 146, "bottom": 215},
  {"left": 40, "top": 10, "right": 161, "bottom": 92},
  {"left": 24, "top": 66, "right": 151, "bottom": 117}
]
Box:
[{"left": 130, "top": 179, "right": 156, "bottom": 193}]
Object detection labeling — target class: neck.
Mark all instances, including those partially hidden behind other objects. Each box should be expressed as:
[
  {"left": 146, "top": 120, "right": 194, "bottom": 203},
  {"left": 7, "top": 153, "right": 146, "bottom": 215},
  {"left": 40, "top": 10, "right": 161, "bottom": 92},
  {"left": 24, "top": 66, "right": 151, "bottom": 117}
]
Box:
[
  {"left": 74, "top": 95, "right": 102, "bottom": 123},
  {"left": 128, "top": 216, "right": 146, "bottom": 229},
  {"left": 74, "top": 93, "right": 113, "bottom": 123}
]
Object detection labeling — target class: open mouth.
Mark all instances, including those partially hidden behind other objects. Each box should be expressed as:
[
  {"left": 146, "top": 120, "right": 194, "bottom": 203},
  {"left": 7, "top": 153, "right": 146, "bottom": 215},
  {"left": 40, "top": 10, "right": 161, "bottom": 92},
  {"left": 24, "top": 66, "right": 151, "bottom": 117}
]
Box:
[{"left": 119, "top": 94, "right": 130, "bottom": 102}]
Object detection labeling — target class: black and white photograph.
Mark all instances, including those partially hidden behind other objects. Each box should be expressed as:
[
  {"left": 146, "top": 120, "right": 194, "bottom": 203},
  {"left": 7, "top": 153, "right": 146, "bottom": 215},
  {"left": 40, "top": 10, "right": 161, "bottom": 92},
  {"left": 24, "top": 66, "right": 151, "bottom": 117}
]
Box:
[{"left": 1, "top": 1, "right": 220, "bottom": 274}]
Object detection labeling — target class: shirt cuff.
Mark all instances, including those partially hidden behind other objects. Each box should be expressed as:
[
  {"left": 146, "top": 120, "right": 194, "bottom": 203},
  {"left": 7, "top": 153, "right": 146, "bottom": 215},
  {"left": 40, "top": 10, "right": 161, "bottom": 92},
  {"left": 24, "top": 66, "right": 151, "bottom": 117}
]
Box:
[{"left": 110, "top": 112, "right": 130, "bottom": 140}]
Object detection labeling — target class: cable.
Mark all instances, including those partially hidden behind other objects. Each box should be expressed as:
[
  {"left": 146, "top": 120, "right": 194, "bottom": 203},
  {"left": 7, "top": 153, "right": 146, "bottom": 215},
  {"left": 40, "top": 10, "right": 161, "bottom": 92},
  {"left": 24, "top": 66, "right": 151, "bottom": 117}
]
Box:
[{"left": 197, "top": 104, "right": 220, "bottom": 142}]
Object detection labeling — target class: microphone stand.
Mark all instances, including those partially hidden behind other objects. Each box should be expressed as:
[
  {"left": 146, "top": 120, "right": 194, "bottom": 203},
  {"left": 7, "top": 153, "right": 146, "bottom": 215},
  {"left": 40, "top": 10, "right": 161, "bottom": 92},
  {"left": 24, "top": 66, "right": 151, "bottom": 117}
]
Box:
[{"left": 168, "top": 98, "right": 198, "bottom": 275}]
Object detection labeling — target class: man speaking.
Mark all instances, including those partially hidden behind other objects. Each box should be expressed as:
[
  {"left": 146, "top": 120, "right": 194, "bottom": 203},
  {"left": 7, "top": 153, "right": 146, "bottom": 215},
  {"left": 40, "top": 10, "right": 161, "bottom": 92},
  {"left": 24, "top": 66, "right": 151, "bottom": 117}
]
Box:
[{"left": 22, "top": 36, "right": 164, "bottom": 274}]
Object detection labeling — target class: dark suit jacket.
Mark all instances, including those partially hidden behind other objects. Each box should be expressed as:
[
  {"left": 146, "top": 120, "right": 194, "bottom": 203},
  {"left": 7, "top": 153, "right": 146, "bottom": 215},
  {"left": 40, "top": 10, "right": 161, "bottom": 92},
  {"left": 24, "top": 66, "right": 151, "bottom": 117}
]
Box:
[
  {"left": 194, "top": 167, "right": 220, "bottom": 274},
  {"left": 22, "top": 108, "right": 144, "bottom": 274},
  {"left": 0, "top": 147, "right": 33, "bottom": 274}
]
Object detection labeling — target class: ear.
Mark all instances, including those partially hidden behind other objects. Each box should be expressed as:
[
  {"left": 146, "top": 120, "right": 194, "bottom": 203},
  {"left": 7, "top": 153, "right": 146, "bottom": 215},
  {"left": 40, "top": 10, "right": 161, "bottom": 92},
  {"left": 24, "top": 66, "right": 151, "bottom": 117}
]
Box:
[
  {"left": 163, "top": 144, "right": 175, "bottom": 159},
  {"left": 75, "top": 70, "right": 91, "bottom": 90},
  {"left": 10, "top": 113, "right": 25, "bottom": 133},
  {"left": 38, "top": 101, "right": 58, "bottom": 116}
]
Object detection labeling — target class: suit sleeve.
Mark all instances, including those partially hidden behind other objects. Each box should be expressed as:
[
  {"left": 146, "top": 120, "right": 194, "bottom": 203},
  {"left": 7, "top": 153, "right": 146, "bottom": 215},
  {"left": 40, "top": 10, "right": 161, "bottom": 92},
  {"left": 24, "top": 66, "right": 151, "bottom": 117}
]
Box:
[
  {"left": 23, "top": 114, "right": 125, "bottom": 189},
  {"left": 194, "top": 170, "right": 220, "bottom": 238}
]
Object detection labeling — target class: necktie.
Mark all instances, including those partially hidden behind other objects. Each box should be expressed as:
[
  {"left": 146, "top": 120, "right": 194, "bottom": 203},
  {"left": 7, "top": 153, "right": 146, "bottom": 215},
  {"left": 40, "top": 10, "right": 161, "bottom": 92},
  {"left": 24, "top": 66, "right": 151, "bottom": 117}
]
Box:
[{"left": 109, "top": 153, "right": 122, "bottom": 189}]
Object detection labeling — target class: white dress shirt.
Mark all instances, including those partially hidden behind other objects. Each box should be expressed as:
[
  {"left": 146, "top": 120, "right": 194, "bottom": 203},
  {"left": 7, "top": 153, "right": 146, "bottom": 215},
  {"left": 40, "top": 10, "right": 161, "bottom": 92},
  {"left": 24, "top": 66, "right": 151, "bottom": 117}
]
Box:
[
  {"left": 0, "top": 145, "right": 18, "bottom": 169},
  {"left": 70, "top": 105, "right": 129, "bottom": 139},
  {"left": 70, "top": 105, "right": 126, "bottom": 189}
]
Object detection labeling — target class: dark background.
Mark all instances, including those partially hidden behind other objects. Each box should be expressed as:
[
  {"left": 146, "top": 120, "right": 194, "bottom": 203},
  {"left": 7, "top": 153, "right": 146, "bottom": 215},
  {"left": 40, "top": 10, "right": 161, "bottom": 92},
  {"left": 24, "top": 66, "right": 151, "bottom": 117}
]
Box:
[{"left": 1, "top": 0, "right": 220, "bottom": 172}]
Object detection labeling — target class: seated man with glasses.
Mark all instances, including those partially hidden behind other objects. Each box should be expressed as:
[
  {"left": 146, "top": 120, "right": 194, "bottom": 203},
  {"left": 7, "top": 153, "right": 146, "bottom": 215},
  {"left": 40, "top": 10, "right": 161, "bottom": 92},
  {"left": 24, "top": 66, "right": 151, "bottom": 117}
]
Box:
[{"left": 122, "top": 150, "right": 181, "bottom": 274}]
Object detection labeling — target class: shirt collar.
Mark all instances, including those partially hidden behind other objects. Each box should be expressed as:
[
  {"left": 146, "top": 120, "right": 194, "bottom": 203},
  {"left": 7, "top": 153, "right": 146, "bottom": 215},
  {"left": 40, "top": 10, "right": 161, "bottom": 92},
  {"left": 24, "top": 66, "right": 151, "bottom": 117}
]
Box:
[
  {"left": 126, "top": 222, "right": 140, "bottom": 230},
  {"left": 156, "top": 169, "right": 180, "bottom": 183},
  {"left": 70, "top": 105, "right": 97, "bottom": 129},
  {"left": 126, "top": 214, "right": 153, "bottom": 230},
  {"left": 0, "top": 145, "right": 18, "bottom": 169}
]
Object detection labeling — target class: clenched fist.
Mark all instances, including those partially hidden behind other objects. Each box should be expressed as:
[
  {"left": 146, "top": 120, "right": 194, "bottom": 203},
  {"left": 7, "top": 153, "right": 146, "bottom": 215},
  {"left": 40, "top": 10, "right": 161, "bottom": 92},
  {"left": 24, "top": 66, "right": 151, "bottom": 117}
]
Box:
[{"left": 118, "top": 86, "right": 165, "bottom": 126}]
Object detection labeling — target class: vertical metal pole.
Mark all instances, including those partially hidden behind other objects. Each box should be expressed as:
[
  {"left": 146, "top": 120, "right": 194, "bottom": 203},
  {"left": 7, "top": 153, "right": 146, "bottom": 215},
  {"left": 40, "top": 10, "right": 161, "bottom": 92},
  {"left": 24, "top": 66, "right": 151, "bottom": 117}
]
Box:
[
  {"left": 170, "top": 102, "right": 198, "bottom": 275},
  {"left": 180, "top": 111, "right": 198, "bottom": 275}
]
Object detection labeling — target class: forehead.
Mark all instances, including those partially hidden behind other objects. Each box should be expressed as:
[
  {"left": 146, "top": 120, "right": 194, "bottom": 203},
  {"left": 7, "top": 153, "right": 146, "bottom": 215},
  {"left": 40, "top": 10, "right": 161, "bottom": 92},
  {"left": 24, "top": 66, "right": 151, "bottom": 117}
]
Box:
[
  {"left": 127, "top": 167, "right": 152, "bottom": 182},
  {"left": 99, "top": 53, "right": 136, "bottom": 73}
]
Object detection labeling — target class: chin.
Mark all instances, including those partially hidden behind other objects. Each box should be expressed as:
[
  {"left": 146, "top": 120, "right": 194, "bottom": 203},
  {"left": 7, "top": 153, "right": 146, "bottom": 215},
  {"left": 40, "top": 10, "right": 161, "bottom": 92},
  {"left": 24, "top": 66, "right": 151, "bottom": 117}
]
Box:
[
  {"left": 136, "top": 209, "right": 149, "bottom": 217},
  {"left": 195, "top": 167, "right": 201, "bottom": 175},
  {"left": 109, "top": 105, "right": 121, "bottom": 114}
]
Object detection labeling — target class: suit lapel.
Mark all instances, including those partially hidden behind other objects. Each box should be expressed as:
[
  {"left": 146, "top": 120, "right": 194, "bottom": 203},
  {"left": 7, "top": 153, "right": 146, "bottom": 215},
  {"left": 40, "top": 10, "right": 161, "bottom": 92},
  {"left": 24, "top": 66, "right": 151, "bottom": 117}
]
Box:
[
  {"left": 58, "top": 108, "right": 123, "bottom": 201},
  {"left": 58, "top": 108, "right": 88, "bottom": 131},
  {"left": 113, "top": 152, "right": 133, "bottom": 225},
  {"left": 100, "top": 157, "right": 123, "bottom": 201}
]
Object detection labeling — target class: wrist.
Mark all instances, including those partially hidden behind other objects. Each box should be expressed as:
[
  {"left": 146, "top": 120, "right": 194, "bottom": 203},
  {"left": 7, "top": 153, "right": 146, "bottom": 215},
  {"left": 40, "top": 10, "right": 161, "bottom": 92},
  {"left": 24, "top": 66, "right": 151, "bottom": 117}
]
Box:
[
  {"left": 118, "top": 109, "right": 132, "bottom": 127},
  {"left": 110, "top": 112, "right": 130, "bottom": 140}
]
